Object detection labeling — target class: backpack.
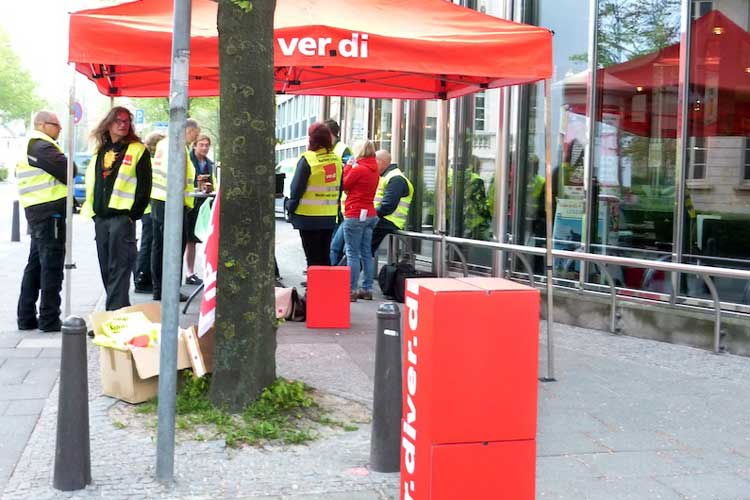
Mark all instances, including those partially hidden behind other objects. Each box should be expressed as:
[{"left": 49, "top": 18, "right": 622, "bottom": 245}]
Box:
[{"left": 378, "top": 261, "right": 435, "bottom": 303}]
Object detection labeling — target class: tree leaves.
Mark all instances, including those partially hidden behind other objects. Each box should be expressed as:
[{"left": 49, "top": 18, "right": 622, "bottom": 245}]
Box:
[{"left": 0, "top": 28, "right": 44, "bottom": 125}]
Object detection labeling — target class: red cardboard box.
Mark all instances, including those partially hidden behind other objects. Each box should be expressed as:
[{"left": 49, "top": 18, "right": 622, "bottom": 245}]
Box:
[
  {"left": 306, "top": 266, "right": 350, "bottom": 328},
  {"left": 400, "top": 278, "right": 539, "bottom": 500}
]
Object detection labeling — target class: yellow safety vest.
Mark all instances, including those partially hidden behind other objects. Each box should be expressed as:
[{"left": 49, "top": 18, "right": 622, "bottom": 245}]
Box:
[
  {"left": 16, "top": 131, "right": 68, "bottom": 209},
  {"left": 295, "top": 149, "right": 342, "bottom": 217},
  {"left": 151, "top": 140, "right": 195, "bottom": 208},
  {"left": 333, "top": 141, "right": 350, "bottom": 161},
  {"left": 81, "top": 142, "right": 147, "bottom": 218},
  {"left": 374, "top": 167, "right": 413, "bottom": 230}
]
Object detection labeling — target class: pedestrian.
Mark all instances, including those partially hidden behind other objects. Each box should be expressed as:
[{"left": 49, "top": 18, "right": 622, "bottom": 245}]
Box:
[
  {"left": 150, "top": 119, "right": 200, "bottom": 301},
  {"left": 371, "top": 149, "right": 414, "bottom": 254},
  {"left": 16, "top": 111, "right": 76, "bottom": 332},
  {"left": 184, "top": 133, "right": 215, "bottom": 286},
  {"left": 325, "top": 118, "right": 352, "bottom": 266},
  {"left": 81, "top": 107, "right": 152, "bottom": 311},
  {"left": 324, "top": 119, "right": 352, "bottom": 165},
  {"left": 286, "top": 122, "right": 343, "bottom": 270},
  {"left": 342, "top": 140, "right": 380, "bottom": 301},
  {"left": 132, "top": 131, "right": 165, "bottom": 293}
]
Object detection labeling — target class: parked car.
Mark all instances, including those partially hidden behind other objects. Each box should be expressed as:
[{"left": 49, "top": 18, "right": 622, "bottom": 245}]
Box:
[
  {"left": 73, "top": 152, "right": 92, "bottom": 212},
  {"left": 275, "top": 157, "right": 298, "bottom": 222}
]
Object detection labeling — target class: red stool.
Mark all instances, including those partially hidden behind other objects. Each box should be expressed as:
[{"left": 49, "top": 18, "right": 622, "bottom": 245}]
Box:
[{"left": 306, "top": 266, "right": 350, "bottom": 328}]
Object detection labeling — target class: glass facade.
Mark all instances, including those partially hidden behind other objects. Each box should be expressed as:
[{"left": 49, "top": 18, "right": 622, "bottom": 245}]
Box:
[{"left": 275, "top": 0, "right": 750, "bottom": 309}]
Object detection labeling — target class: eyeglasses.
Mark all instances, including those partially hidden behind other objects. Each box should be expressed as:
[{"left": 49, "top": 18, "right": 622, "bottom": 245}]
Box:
[
  {"left": 45, "top": 121, "right": 61, "bottom": 128},
  {"left": 114, "top": 118, "right": 131, "bottom": 126}
]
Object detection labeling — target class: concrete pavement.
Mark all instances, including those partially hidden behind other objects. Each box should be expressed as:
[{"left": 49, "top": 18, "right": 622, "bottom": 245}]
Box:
[
  {"left": 1, "top": 204, "right": 750, "bottom": 499},
  {"left": 0, "top": 181, "right": 103, "bottom": 493}
]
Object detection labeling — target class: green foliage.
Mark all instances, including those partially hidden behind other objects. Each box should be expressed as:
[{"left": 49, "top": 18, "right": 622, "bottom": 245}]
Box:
[
  {"left": 231, "top": 0, "right": 253, "bottom": 13},
  {"left": 112, "top": 421, "right": 127, "bottom": 429},
  {"left": 0, "top": 28, "right": 45, "bottom": 124},
  {"left": 136, "top": 373, "right": 342, "bottom": 448},
  {"left": 0, "top": 166, "right": 8, "bottom": 182},
  {"left": 129, "top": 97, "right": 221, "bottom": 160}
]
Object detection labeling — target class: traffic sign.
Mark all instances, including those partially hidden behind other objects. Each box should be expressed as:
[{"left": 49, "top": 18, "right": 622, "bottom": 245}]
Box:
[
  {"left": 135, "top": 109, "right": 145, "bottom": 125},
  {"left": 72, "top": 101, "right": 83, "bottom": 124}
]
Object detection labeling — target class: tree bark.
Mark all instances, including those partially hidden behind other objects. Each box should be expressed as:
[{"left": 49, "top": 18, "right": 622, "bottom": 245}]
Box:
[{"left": 211, "top": 0, "right": 277, "bottom": 411}]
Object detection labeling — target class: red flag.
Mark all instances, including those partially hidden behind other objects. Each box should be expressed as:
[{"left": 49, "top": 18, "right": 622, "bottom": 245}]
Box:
[{"left": 198, "top": 191, "right": 219, "bottom": 337}]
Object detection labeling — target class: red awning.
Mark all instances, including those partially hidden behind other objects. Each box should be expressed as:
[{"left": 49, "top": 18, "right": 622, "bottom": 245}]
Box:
[{"left": 68, "top": 0, "right": 552, "bottom": 98}]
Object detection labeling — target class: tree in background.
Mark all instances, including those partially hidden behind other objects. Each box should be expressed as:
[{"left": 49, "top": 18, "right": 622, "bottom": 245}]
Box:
[
  {"left": 209, "top": 0, "right": 277, "bottom": 411},
  {"left": 0, "top": 28, "right": 45, "bottom": 125},
  {"left": 130, "top": 96, "right": 221, "bottom": 160}
]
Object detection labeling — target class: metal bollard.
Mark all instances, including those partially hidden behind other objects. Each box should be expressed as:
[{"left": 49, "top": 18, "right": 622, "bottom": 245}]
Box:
[
  {"left": 11, "top": 200, "right": 20, "bottom": 242},
  {"left": 369, "top": 302, "right": 403, "bottom": 472},
  {"left": 53, "top": 316, "right": 91, "bottom": 491}
]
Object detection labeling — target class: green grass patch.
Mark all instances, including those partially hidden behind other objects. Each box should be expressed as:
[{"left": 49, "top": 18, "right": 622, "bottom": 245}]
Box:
[{"left": 134, "top": 372, "right": 353, "bottom": 448}]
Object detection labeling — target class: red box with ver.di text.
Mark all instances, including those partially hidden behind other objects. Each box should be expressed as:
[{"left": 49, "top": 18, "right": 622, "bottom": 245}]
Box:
[
  {"left": 306, "top": 266, "right": 350, "bottom": 329},
  {"left": 400, "top": 277, "right": 539, "bottom": 500}
]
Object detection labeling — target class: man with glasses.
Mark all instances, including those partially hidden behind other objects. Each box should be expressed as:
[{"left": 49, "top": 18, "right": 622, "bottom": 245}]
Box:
[
  {"left": 81, "top": 107, "right": 152, "bottom": 310},
  {"left": 16, "top": 111, "right": 77, "bottom": 332}
]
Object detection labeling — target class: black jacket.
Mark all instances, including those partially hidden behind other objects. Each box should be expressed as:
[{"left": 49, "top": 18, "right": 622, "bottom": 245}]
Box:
[
  {"left": 92, "top": 140, "right": 152, "bottom": 220},
  {"left": 23, "top": 138, "right": 77, "bottom": 224},
  {"left": 376, "top": 164, "right": 409, "bottom": 218}
]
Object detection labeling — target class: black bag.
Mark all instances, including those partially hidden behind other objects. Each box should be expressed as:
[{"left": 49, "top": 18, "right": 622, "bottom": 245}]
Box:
[
  {"left": 393, "top": 265, "right": 436, "bottom": 303},
  {"left": 289, "top": 288, "right": 306, "bottom": 322},
  {"left": 378, "top": 263, "right": 401, "bottom": 298}
]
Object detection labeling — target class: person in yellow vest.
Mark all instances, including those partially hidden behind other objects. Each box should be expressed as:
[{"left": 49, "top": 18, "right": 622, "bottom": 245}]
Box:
[
  {"left": 286, "top": 122, "right": 343, "bottom": 269},
  {"left": 132, "top": 131, "right": 165, "bottom": 293},
  {"left": 82, "top": 107, "right": 152, "bottom": 310},
  {"left": 150, "top": 119, "right": 199, "bottom": 301},
  {"left": 371, "top": 149, "right": 413, "bottom": 255},
  {"left": 324, "top": 119, "right": 352, "bottom": 165},
  {"left": 16, "top": 111, "right": 77, "bottom": 332}
]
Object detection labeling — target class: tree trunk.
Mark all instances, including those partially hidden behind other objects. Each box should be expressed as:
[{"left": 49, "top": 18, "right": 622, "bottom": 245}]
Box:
[{"left": 211, "top": 0, "right": 277, "bottom": 411}]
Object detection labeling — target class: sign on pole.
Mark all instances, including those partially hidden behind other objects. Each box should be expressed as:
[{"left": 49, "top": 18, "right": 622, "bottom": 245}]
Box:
[
  {"left": 72, "top": 101, "right": 83, "bottom": 125},
  {"left": 135, "top": 109, "right": 145, "bottom": 125}
]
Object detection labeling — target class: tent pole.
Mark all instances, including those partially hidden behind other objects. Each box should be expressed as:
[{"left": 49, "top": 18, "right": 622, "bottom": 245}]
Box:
[
  {"left": 434, "top": 99, "right": 450, "bottom": 277},
  {"left": 64, "top": 67, "right": 76, "bottom": 319},
  {"left": 542, "top": 78, "right": 556, "bottom": 382},
  {"left": 156, "top": 0, "right": 192, "bottom": 485}
]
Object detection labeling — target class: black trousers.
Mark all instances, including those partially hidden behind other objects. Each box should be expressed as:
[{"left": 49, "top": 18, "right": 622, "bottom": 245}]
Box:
[
  {"left": 371, "top": 219, "right": 397, "bottom": 256},
  {"left": 95, "top": 214, "right": 137, "bottom": 311},
  {"left": 299, "top": 229, "right": 334, "bottom": 267},
  {"left": 17, "top": 217, "right": 65, "bottom": 330},
  {"left": 151, "top": 200, "right": 187, "bottom": 296},
  {"left": 134, "top": 212, "right": 153, "bottom": 285}
]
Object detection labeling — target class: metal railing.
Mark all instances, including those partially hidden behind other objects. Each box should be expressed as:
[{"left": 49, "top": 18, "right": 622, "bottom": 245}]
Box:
[{"left": 388, "top": 230, "right": 750, "bottom": 355}]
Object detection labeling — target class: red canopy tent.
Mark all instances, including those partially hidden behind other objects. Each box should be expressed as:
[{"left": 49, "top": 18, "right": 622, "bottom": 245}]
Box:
[{"left": 69, "top": 0, "right": 552, "bottom": 99}]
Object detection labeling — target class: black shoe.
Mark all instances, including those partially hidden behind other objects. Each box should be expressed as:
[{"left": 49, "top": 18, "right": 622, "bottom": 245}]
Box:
[
  {"left": 87, "top": 330, "right": 95, "bottom": 338},
  {"left": 153, "top": 292, "right": 189, "bottom": 302},
  {"left": 18, "top": 320, "right": 39, "bottom": 331},
  {"left": 185, "top": 274, "right": 203, "bottom": 286},
  {"left": 301, "top": 281, "right": 307, "bottom": 288},
  {"left": 134, "top": 284, "right": 153, "bottom": 293},
  {"left": 39, "top": 321, "right": 62, "bottom": 333}
]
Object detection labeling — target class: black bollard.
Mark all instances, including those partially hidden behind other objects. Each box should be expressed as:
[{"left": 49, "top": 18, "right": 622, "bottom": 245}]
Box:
[
  {"left": 53, "top": 316, "right": 91, "bottom": 491},
  {"left": 11, "top": 200, "right": 20, "bottom": 242},
  {"left": 369, "top": 302, "right": 403, "bottom": 473}
]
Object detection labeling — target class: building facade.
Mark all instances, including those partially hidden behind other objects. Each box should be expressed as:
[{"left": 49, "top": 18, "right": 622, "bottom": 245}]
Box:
[{"left": 276, "top": 0, "right": 750, "bottom": 349}]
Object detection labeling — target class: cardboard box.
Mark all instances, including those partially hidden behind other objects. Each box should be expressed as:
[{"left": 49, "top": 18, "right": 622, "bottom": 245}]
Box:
[{"left": 91, "top": 303, "right": 192, "bottom": 404}]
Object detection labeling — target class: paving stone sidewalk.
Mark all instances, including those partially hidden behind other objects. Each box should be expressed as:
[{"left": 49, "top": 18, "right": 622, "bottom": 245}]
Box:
[
  {"left": 0, "top": 181, "right": 104, "bottom": 494},
  {"left": 3, "top": 217, "right": 750, "bottom": 499}
]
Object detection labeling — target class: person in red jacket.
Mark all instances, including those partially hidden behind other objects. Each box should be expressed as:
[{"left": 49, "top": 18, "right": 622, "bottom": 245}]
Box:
[{"left": 342, "top": 139, "right": 380, "bottom": 301}]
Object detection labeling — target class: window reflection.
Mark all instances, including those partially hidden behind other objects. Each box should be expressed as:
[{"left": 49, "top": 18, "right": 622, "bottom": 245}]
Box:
[
  {"left": 684, "top": 5, "right": 750, "bottom": 305},
  {"left": 520, "top": 0, "right": 591, "bottom": 280},
  {"left": 586, "top": 0, "right": 681, "bottom": 293}
]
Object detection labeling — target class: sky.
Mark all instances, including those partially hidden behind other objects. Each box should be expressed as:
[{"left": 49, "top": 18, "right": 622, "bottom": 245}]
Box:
[{"left": 0, "top": 1, "right": 117, "bottom": 120}]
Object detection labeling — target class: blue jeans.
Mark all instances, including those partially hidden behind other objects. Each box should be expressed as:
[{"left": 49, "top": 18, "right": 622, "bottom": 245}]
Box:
[
  {"left": 329, "top": 224, "right": 345, "bottom": 265},
  {"left": 343, "top": 216, "right": 379, "bottom": 292}
]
